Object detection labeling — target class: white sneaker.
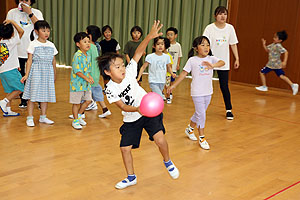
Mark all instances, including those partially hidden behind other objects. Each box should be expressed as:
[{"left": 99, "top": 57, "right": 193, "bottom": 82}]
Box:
[
  {"left": 255, "top": 86, "right": 268, "bottom": 92},
  {"left": 98, "top": 110, "right": 111, "bottom": 118},
  {"left": 170, "top": 94, "right": 173, "bottom": 100},
  {"left": 26, "top": 118, "right": 35, "bottom": 127},
  {"left": 3, "top": 111, "right": 20, "bottom": 117},
  {"left": 115, "top": 177, "right": 137, "bottom": 189},
  {"left": 0, "top": 100, "right": 8, "bottom": 114},
  {"left": 292, "top": 83, "right": 299, "bottom": 95},
  {"left": 166, "top": 163, "right": 180, "bottom": 179},
  {"left": 39, "top": 117, "right": 54, "bottom": 125},
  {"left": 166, "top": 98, "right": 172, "bottom": 104},
  {"left": 72, "top": 119, "right": 82, "bottom": 130},
  {"left": 69, "top": 113, "right": 85, "bottom": 119},
  {"left": 85, "top": 100, "right": 98, "bottom": 111},
  {"left": 199, "top": 136, "right": 210, "bottom": 150},
  {"left": 185, "top": 127, "right": 197, "bottom": 141},
  {"left": 78, "top": 117, "right": 87, "bottom": 126}
]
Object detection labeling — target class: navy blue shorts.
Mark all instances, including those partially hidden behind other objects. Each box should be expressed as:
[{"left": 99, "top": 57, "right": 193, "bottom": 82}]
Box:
[
  {"left": 119, "top": 113, "right": 165, "bottom": 149},
  {"left": 261, "top": 67, "right": 285, "bottom": 77}
]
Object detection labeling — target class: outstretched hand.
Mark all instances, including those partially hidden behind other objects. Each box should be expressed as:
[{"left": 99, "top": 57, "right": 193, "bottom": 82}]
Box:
[
  {"left": 148, "top": 20, "right": 163, "bottom": 39},
  {"left": 167, "top": 85, "right": 175, "bottom": 94}
]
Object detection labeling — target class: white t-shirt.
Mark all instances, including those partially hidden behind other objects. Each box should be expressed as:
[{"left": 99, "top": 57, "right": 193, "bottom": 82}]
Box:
[
  {"left": 168, "top": 42, "right": 182, "bottom": 72},
  {"left": 105, "top": 59, "right": 147, "bottom": 122},
  {"left": 27, "top": 40, "right": 58, "bottom": 55},
  {"left": 183, "top": 56, "right": 220, "bottom": 96},
  {"left": 145, "top": 53, "right": 171, "bottom": 84},
  {"left": 203, "top": 23, "right": 238, "bottom": 70},
  {"left": 6, "top": 8, "right": 44, "bottom": 58},
  {"left": 0, "top": 31, "right": 21, "bottom": 73}
]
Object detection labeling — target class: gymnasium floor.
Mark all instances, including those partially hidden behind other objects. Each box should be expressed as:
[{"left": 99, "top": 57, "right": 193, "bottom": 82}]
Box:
[{"left": 0, "top": 68, "right": 299, "bottom": 200}]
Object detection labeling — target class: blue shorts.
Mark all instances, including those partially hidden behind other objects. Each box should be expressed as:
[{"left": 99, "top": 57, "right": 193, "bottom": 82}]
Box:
[
  {"left": 0, "top": 69, "right": 24, "bottom": 93},
  {"left": 149, "top": 82, "right": 165, "bottom": 99},
  {"left": 171, "top": 72, "right": 176, "bottom": 82},
  {"left": 91, "top": 84, "right": 104, "bottom": 102},
  {"left": 261, "top": 67, "right": 285, "bottom": 77}
]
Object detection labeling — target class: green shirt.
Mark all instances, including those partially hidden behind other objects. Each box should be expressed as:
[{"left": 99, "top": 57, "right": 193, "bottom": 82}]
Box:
[{"left": 87, "top": 44, "right": 100, "bottom": 87}]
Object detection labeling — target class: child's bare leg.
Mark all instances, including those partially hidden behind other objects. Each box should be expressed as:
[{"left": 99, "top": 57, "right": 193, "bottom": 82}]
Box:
[
  {"left": 40, "top": 102, "right": 48, "bottom": 116},
  {"left": 198, "top": 128, "right": 204, "bottom": 137},
  {"left": 279, "top": 75, "right": 293, "bottom": 86},
  {"left": 259, "top": 72, "right": 267, "bottom": 86},
  {"left": 99, "top": 101, "right": 107, "bottom": 109},
  {"left": 120, "top": 146, "right": 134, "bottom": 175},
  {"left": 78, "top": 100, "right": 91, "bottom": 114},
  {"left": 189, "top": 120, "right": 197, "bottom": 128},
  {"left": 153, "top": 131, "right": 170, "bottom": 162},
  {"left": 6, "top": 90, "right": 22, "bottom": 107},
  {"left": 72, "top": 104, "right": 80, "bottom": 119},
  {"left": 27, "top": 100, "right": 34, "bottom": 116}
]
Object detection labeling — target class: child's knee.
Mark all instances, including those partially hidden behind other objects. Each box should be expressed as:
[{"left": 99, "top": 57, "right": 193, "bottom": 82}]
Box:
[
  {"left": 120, "top": 146, "right": 132, "bottom": 154},
  {"left": 279, "top": 75, "right": 285, "bottom": 79},
  {"left": 154, "top": 131, "right": 167, "bottom": 146}
]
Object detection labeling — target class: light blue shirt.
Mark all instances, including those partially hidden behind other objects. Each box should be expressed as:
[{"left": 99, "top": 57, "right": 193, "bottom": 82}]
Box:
[{"left": 145, "top": 53, "right": 171, "bottom": 84}]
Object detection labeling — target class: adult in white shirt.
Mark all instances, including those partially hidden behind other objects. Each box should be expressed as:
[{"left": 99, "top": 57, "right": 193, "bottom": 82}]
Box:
[
  {"left": 203, "top": 6, "right": 239, "bottom": 120},
  {"left": 6, "top": 0, "right": 44, "bottom": 108}
]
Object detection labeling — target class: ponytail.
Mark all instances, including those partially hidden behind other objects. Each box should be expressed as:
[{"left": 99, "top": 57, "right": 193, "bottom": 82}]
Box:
[{"left": 188, "top": 48, "right": 195, "bottom": 58}]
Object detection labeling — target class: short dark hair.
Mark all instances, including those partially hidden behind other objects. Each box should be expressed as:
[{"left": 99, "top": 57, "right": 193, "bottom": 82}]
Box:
[
  {"left": 102, "top": 25, "right": 113, "bottom": 35},
  {"left": 166, "top": 27, "right": 178, "bottom": 35},
  {"left": 73, "top": 32, "right": 89, "bottom": 43},
  {"left": 277, "top": 30, "right": 288, "bottom": 42},
  {"left": 0, "top": 23, "right": 14, "bottom": 39},
  {"left": 34, "top": 20, "right": 50, "bottom": 31},
  {"left": 164, "top": 37, "right": 171, "bottom": 49},
  {"left": 152, "top": 36, "right": 165, "bottom": 52},
  {"left": 86, "top": 25, "right": 101, "bottom": 42},
  {"left": 97, "top": 53, "right": 124, "bottom": 80},
  {"left": 15, "top": 0, "right": 36, "bottom": 6},
  {"left": 214, "top": 6, "right": 228, "bottom": 16},
  {"left": 130, "top": 26, "right": 143, "bottom": 38}
]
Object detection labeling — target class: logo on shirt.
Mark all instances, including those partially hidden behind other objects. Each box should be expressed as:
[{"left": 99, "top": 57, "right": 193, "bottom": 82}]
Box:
[
  {"left": 118, "top": 84, "right": 135, "bottom": 106},
  {"left": 0, "top": 43, "right": 9, "bottom": 67},
  {"left": 199, "top": 65, "right": 209, "bottom": 72},
  {"left": 216, "top": 36, "right": 227, "bottom": 45}
]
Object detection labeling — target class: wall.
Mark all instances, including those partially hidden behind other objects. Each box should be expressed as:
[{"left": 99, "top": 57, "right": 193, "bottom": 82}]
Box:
[
  {"left": 228, "top": 0, "right": 300, "bottom": 90},
  {"left": 0, "top": 0, "right": 17, "bottom": 22}
]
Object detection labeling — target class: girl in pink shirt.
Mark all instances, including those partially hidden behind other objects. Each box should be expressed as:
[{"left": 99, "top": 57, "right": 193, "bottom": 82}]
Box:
[{"left": 168, "top": 36, "right": 224, "bottom": 150}]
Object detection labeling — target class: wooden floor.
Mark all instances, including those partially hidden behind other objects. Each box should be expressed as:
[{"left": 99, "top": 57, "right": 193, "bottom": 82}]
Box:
[{"left": 0, "top": 68, "right": 300, "bottom": 200}]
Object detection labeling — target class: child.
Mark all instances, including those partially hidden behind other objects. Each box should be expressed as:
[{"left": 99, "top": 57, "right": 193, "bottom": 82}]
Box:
[
  {"left": 167, "top": 36, "right": 225, "bottom": 150},
  {"left": 0, "top": 20, "right": 24, "bottom": 116},
  {"left": 98, "top": 21, "right": 179, "bottom": 189},
  {"left": 99, "top": 25, "right": 121, "bottom": 55},
  {"left": 137, "top": 36, "right": 175, "bottom": 99},
  {"left": 20, "top": 20, "right": 58, "bottom": 127},
  {"left": 124, "top": 26, "right": 144, "bottom": 84},
  {"left": 85, "top": 25, "right": 111, "bottom": 118},
  {"left": 166, "top": 27, "right": 182, "bottom": 100},
  {"left": 163, "top": 37, "right": 174, "bottom": 104},
  {"left": 255, "top": 31, "right": 298, "bottom": 95},
  {"left": 69, "top": 32, "right": 94, "bottom": 130}
]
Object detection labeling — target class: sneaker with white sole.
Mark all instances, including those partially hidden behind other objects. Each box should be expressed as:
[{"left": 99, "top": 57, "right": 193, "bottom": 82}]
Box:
[
  {"left": 98, "top": 110, "right": 111, "bottom": 118},
  {"left": 226, "top": 111, "right": 234, "bottom": 120},
  {"left": 85, "top": 100, "right": 98, "bottom": 111},
  {"left": 185, "top": 127, "right": 197, "bottom": 141},
  {"left": 199, "top": 136, "right": 210, "bottom": 150},
  {"left": 292, "top": 83, "right": 299, "bottom": 95},
  {"left": 0, "top": 100, "right": 8, "bottom": 114},
  {"left": 166, "top": 163, "right": 180, "bottom": 179},
  {"left": 78, "top": 117, "right": 87, "bottom": 126},
  {"left": 255, "top": 86, "right": 268, "bottom": 92},
  {"left": 115, "top": 177, "right": 137, "bottom": 189},
  {"left": 26, "top": 118, "right": 35, "bottom": 127},
  {"left": 72, "top": 119, "right": 82, "bottom": 130},
  {"left": 170, "top": 94, "right": 173, "bottom": 100},
  {"left": 3, "top": 111, "right": 20, "bottom": 117},
  {"left": 69, "top": 113, "right": 85, "bottom": 119},
  {"left": 166, "top": 98, "right": 172, "bottom": 104},
  {"left": 39, "top": 117, "right": 54, "bottom": 124}
]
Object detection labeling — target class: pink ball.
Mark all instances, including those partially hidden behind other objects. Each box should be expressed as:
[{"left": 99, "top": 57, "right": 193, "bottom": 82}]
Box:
[{"left": 140, "top": 92, "right": 164, "bottom": 117}]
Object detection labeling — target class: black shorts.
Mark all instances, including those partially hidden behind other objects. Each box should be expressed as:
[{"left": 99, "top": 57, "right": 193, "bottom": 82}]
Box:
[{"left": 119, "top": 113, "right": 165, "bottom": 149}]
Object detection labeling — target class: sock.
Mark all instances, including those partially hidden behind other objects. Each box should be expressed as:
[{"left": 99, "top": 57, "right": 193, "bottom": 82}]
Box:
[
  {"left": 6, "top": 107, "right": 12, "bottom": 112},
  {"left": 27, "top": 116, "right": 33, "bottom": 120},
  {"left": 199, "top": 135, "right": 205, "bottom": 138},
  {"left": 226, "top": 110, "right": 232, "bottom": 113},
  {"left": 164, "top": 160, "right": 174, "bottom": 171},
  {"left": 40, "top": 115, "right": 46, "bottom": 119},
  {"left": 122, "top": 174, "right": 136, "bottom": 183},
  {"left": 188, "top": 124, "right": 194, "bottom": 131},
  {"left": 102, "top": 107, "right": 108, "bottom": 113}
]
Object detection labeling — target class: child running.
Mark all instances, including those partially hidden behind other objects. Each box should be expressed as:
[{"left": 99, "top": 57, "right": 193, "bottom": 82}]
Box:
[
  {"left": 255, "top": 30, "right": 298, "bottom": 95},
  {"left": 98, "top": 21, "right": 179, "bottom": 189},
  {"left": 168, "top": 36, "right": 225, "bottom": 150},
  {"left": 137, "top": 36, "right": 175, "bottom": 99},
  {"left": 21, "top": 20, "right": 58, "bottom": 127}
]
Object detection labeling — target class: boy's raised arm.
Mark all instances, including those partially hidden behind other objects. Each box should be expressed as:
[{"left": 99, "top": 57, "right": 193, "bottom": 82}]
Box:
[{"left": 132, "top": 20, "right": 163, "bottom": 63}]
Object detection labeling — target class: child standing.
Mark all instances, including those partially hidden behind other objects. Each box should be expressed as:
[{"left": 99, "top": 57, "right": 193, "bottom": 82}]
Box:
[
  {"left": 255, "top": 31, "right": 298, "bottom": 95},
  {"left": 163, "top": 37, "right": 174, "bottom": 103},
  {"left": 166, "top": 27, "right": 182, "bottom": 101},
  {"left": 124, "top": 26, "right": 144, "bottom": 84},
  {"left": 168, "top": 36, "right": 225, "bottom": 150},
  {"left": 137, "top": 36, "right": 175, "bottom": 99},
  {"left": 86, "top": 25, "right": 111, "bottom": 118},
  {"left": 98, "top": 21, "right": 179, "bottom": 189},
  {"left": 0, "top": 20, "right": 24, "bottom": 116},
  {"left": 70, "top": 32, "right": 94, "bottom": 130},
  {"left": 99, "top": 25, "right": 121, "bottom": 56},
  {"left": 21, "top": 20, "right": 58, "bottom": 127}
]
